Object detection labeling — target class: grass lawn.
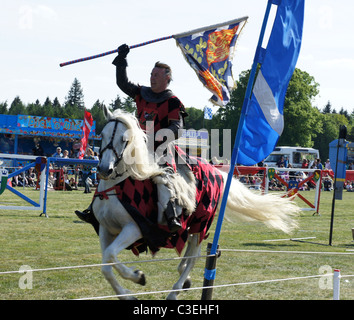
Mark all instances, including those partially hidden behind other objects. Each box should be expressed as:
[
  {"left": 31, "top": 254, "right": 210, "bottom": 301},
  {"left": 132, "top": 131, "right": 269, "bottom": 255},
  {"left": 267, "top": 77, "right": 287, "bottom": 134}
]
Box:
[{"left": 0, "top": 187, "right": 353, "bottom": 300}]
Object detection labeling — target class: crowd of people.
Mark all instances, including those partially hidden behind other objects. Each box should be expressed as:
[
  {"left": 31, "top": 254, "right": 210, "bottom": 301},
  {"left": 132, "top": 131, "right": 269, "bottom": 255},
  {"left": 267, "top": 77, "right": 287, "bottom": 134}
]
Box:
[
  {"left": 234, "top": 156, "right": 354, "bottom": 193},
  {"left": 11, "top": 167, "right": 37, "bottom": 188},
  {"left": 10, "top": 142, "right": 99, "bottom": 193},
  {"left": 50, "top": 145, "right": 99, "bottom": 193}
]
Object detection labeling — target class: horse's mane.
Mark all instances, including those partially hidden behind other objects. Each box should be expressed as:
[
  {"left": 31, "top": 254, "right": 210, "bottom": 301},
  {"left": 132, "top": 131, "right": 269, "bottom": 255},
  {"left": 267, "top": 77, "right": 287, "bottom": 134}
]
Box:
[{"left": 110, "top": 110, "right": 164, "bottom": 180}]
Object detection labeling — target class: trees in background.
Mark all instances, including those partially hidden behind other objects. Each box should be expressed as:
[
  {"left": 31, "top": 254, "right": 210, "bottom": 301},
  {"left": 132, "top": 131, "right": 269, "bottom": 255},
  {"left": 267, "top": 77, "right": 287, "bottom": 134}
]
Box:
[{"left": 200, "top": 68, "right": 353, "bottom": 161}]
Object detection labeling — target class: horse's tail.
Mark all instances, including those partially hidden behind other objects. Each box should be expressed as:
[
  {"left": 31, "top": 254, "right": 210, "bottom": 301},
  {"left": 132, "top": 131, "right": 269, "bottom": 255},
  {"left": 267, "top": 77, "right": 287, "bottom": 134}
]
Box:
[{"left": 220, "top": 172, "right": 300, "bottom": 234}]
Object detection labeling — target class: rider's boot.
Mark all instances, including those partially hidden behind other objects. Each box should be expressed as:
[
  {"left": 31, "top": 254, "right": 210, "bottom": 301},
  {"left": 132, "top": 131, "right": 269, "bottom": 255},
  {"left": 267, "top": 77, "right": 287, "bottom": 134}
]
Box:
[{"left": 75, "top": 202, "right": 100, "bottom": 235}]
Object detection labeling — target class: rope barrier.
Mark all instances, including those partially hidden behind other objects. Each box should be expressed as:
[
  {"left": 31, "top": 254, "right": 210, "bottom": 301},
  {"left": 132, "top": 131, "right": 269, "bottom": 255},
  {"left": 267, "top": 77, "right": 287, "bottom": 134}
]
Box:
[
  {"left": 0, "top": 254, "right": 215, "bottom": 275},
  {"left": 1, "top": 248, "right": 352, "bottom": 300},
  {"left": 220, "top": 248, "right": 354, "bottom": 255},
  {"left": 1, "top": 248, "right": 352, "bottom": 275},
  {"left": 75, "top": 273, "right": 337, "bottom": 300}
]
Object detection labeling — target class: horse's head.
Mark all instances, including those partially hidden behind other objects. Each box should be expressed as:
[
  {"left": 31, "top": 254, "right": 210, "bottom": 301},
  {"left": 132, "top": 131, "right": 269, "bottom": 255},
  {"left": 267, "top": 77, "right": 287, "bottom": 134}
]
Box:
[
  {"left": 97, "top": 105, "right": 164, "bottom": 181},
  {"left": 97, "top": 106, "right": 130, "bottom": 180}
]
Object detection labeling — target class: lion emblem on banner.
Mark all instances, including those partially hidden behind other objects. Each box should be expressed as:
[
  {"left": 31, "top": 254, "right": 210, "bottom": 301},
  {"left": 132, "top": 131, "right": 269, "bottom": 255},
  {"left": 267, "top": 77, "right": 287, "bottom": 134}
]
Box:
[{"left": 206, "top": 25, "right": 239, "bottom": 66}]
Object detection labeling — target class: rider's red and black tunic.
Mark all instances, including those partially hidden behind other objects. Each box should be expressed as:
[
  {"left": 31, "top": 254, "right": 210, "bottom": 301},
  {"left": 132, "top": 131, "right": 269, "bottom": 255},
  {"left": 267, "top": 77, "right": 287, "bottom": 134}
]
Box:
[
  {"left": 136, "top": 94, "right": 183, "bottom": 135},
  {"left": 112, "top": 55, "right": 187, "bottom": 148},
  {"left": 113, "top": 54, "right": 188, "bottom": 168}
]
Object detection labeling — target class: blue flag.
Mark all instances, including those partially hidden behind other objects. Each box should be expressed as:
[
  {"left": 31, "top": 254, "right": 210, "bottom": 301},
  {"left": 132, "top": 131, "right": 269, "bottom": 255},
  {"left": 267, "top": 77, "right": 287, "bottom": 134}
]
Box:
[
  {"left": 204, "top": 106, "right": 213, "bottom": 120},
  {"left": 237, "top": 0, "right": 304, "bottom": 165},
  {"left": 174, "top": 17, "right": 248, "bottom": 106}
]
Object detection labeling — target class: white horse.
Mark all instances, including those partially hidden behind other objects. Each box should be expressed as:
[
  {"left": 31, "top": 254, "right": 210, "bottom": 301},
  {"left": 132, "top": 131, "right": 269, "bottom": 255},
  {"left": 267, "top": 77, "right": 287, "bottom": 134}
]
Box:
[{"left": 92, "top": 106, "right": 300, "bottom": 300}]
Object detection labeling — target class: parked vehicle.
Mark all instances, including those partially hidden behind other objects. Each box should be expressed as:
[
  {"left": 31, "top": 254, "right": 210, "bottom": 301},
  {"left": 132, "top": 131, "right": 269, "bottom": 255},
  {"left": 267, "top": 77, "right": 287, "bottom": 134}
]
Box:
[{"left": 264, "top": 146, "right": 319, "bottom": 168}]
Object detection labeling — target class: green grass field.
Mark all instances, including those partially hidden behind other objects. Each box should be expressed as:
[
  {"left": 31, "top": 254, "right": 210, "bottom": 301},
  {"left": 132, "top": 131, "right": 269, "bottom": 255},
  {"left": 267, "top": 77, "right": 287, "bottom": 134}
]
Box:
[{"left": 0, "top": 187, "right": 353, "bottom": 300}]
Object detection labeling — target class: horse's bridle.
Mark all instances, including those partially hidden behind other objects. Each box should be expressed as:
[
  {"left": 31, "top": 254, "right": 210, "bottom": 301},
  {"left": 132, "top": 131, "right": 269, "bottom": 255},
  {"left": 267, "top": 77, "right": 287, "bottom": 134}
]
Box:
[{"left": 99, "top": 119, "right": 128, "bottom": 168}]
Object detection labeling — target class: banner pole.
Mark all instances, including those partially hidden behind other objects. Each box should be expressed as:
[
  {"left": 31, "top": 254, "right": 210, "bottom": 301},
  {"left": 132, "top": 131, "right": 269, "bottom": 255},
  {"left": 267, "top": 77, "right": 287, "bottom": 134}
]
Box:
[
  {"left": 59, "top": 36, "right": 174, "bottom": 67},
  {"left": 201, "top": 0, "right": 275, "bottom": 300},
  {"left": 211, "top": 0, "right": 273, "bottom": 256},
  {"left": 59, "top": 16, "right": 248, "bottom": 68}
]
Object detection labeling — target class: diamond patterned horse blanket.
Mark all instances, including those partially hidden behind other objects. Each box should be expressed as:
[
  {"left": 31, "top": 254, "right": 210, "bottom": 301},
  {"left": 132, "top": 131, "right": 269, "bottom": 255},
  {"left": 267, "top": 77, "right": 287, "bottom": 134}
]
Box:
[{"left": 94, "top": 155, "right": 224, "bottom": 255}]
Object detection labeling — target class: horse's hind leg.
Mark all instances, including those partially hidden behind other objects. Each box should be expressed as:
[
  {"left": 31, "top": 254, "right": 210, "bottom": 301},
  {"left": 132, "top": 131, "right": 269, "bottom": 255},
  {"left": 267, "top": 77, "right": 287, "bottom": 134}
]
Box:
[
  {"left": 100, "top": 223, "right": 145, "bottom": 300},
  {"left": 176, "top": 235, "right": 195, "bottom": 289},
  {"left": 167, "top": 234, "right": 201, "bottom": 300}
]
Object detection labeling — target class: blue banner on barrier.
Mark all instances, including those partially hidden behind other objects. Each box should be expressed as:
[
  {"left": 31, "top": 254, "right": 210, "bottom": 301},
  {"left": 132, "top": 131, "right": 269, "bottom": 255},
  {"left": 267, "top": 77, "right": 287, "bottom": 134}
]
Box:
[{"left": 0, "top": 114, "right": 99, "bottom": 140}]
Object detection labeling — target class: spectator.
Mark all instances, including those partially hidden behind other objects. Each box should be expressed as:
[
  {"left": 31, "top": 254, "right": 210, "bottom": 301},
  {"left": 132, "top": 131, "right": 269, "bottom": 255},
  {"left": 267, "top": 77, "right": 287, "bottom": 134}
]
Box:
[
  {"left": 81, "top": 148, "right": 95, "bottom": 193},
  {"left": 323, "top": 176, "right": 333, "bottom": 191},
  {"left": 32, "top": 143, "right": 44, "bottom": 156},
  {"left": 254, "top": 177, "right": 262, "bottom": 190},
  {"left": 325, "top": 159, "right": 331, "bottom": 170},
  {"left": 301, "top": 158, "right": 309, "bottom": 169},
  {"left": 269, "top": 178, "right": 284, "bottom": 191},
  {"left": 47, "top": 164, "right": 56, "bottom": 189},
  {"left": 277, "top": 156, "right": 286, "bottom": 168},
  {"left": 12, "top": 167, "right": 28, "bottom": 187},
  {"left": 26, "top": 167, "right": 36, "bottom": 187},
  {"left": 69, "top": 177, "right": 77, "bottom": 189},
  {"left": 63, "top": 150, "right": 69, "bottom": 158},
  {"left": 309, "top": 159, "right": 316, "bottom": 169},
  {"left": 316, "top": 158, "right": 323, "bottom": 170},
  {"left": 288, "top": 163, "right": 296, "bottom": 181},
  {"left": 52, "top": 147, "right": 63, "bottom": 158}
]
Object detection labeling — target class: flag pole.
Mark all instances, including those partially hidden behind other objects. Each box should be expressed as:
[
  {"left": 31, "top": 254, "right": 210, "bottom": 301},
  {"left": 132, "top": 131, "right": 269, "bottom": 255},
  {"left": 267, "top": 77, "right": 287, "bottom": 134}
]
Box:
[
  {"left": 59, "top": 17, "right": 248, "bottom": 68},
  {"left": 201, "top": 0, "right": 275, "bottom": 300},
  {"left": 59, "top": 36, "right": 174, "bottom": 67}
]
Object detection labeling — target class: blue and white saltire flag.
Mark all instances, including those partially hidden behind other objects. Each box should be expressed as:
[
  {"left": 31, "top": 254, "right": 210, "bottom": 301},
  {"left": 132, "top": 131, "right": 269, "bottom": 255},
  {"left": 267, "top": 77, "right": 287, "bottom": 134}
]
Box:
[
  {"left": 237, "top": 0, "right": 304, "bottom": 165},
  {"left": 204, "top": 106, "right": 213, "bottom": 120}
]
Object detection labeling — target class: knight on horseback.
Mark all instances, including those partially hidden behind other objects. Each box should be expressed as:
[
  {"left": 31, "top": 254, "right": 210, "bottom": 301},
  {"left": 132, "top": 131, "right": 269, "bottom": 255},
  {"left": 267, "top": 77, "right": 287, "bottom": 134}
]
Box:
[{"left": 75, "top": 44, "right": 188, "bottom": 233}]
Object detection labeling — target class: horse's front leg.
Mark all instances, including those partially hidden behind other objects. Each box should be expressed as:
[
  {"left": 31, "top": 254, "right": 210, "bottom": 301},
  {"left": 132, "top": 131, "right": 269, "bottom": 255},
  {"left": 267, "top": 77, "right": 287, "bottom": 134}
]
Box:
[
  {"left": 100, "top": 222, "right": 145, "bottom": 300},
  {"left": 167, "top": 234, "right": 201, "bottom": 300}
]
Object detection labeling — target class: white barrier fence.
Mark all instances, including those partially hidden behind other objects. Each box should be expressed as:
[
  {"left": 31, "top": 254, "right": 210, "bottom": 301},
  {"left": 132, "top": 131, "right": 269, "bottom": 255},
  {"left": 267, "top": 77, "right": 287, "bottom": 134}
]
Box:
[
  {"left": 264, "top": 167, "right": 323, "bottom": 214},
  {"left": 0, "top": 249, "right": 352, "bottom": 300},
  {"left": 217, "top": 165, "right": 324, "bottom": 214}
]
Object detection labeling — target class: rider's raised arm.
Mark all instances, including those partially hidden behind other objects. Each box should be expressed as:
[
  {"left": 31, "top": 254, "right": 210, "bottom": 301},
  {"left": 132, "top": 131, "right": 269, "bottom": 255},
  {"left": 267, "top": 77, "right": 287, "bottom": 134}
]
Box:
[{"left": 112, "top": 44, "right": 140, "bottom": 99}]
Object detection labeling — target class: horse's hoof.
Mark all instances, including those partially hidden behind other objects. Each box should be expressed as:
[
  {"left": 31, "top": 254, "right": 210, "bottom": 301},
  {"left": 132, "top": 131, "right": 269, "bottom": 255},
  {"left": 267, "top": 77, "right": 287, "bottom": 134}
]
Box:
[
  {"left": 183, "top": 278, "right": 191, "bottom": 289},
  {"left": 134, "top": 270, "right": 146, "bottom": 286},
  {"left": 166, "top": 293, "right": 177, "bottom": 300}
]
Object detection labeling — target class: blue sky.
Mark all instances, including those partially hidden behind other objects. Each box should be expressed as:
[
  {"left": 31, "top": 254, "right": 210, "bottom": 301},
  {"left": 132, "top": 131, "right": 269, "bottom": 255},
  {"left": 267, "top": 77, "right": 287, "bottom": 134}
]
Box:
[{"left": 1, "top": 0, "right": 353, "bottom": 113}]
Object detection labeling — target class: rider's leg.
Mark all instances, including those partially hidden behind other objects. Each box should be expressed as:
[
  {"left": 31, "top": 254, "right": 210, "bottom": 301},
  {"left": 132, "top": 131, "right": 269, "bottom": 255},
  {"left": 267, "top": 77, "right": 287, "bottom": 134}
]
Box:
[
  {"left": 75, "top": 184, "right": 181, "bottom": 234},
  {"left": 153, "top": 171, "right": 183, "bottom": 233}
]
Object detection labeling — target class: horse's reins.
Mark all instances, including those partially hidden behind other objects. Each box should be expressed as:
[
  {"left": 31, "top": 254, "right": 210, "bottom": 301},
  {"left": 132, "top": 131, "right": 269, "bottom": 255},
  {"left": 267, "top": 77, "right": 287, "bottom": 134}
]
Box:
[
  {"left": 95, "top": 119, "right": 131, "bottom": 200},
  {"left": 94, "top": 184, "right": 123, "bottom": 200},
  {"left": 99, "top": 119, "right": 128, "bottom": 168}
]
